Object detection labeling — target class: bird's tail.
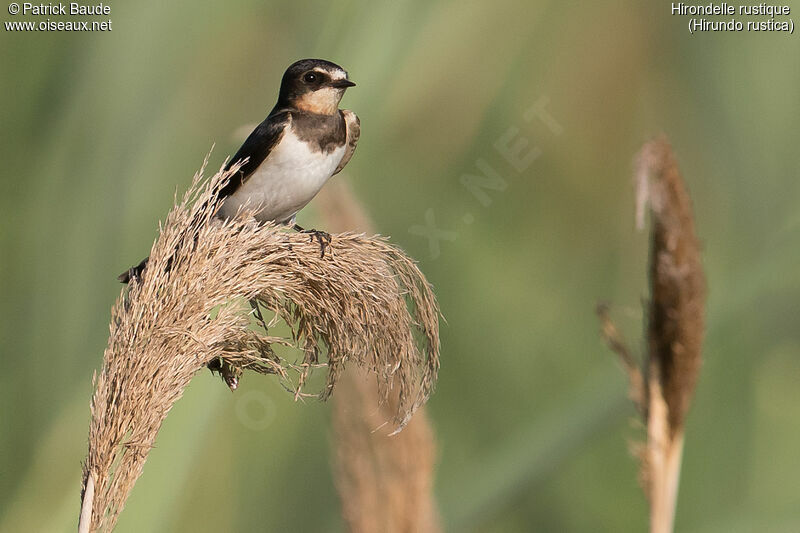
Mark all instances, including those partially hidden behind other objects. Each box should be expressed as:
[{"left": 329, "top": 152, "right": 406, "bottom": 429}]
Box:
[{"left": 118, "top": 257, "right": 149, "bottom": 284}]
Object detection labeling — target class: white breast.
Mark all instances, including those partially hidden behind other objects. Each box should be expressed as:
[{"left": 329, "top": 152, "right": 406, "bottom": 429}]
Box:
[{"left": 219, "top": 128, "right": 345, "bottom": 224}]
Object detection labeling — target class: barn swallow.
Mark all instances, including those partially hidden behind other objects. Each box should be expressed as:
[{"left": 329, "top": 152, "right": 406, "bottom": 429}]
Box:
[{"left": 119, "top": 58, "right": 360, "bottom": 284}]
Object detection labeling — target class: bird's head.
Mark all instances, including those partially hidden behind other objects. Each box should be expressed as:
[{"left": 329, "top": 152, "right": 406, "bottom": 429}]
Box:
[{"left": 278, "top": 59, "right": 355, "bottom": 115}]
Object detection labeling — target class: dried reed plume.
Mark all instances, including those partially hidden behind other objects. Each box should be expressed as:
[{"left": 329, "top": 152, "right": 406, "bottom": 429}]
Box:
[
  {"left": 79, "top": 156, "right": 440, "bottom": 532},
  {"left": 317, "top": 181, "right": 441, "bottom": 533},
  {"left": 598, "top": 137, "right": 706, "bottom": 533}
]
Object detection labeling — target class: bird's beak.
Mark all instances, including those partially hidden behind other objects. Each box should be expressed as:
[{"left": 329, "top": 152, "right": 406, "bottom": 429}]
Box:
[{"left": 330, "top": 79, "right": 356, "bottom": 88}]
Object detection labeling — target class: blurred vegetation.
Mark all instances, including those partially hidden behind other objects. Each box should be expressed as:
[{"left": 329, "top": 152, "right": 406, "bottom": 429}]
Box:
[{"left": 2, "top": 1, "right": 799, "bottom": 531}]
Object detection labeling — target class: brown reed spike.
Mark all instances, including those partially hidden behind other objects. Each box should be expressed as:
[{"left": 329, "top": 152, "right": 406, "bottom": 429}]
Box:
[{"left": 599, "top": 136, "right": 706, "bottom": 533}]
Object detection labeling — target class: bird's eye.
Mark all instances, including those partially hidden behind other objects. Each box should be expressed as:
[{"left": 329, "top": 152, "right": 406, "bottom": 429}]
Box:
[{"left": 303, "top": 72, "right": 317, "bottom": 83}]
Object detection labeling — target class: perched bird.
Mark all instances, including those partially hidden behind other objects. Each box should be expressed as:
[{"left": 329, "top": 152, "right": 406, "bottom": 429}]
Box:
[{"left": 119, "top": 58, "right": 360, "bottom": 284}]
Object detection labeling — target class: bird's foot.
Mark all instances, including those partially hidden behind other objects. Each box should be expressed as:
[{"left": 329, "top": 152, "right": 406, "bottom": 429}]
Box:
[
  {"left": 307, "top": 230, "right": 332, "bottom": 258},
  {"left": 293, "top": 224, "right": 332, "bottom": 258},
  {"left": 208, "top": 358, "right": 240, "bottom": 391}
]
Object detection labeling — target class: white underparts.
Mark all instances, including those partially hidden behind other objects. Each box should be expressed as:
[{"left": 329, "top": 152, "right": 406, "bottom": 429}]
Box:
[{"left": 218, "top": 125, "right": 345, "bottom": 224}]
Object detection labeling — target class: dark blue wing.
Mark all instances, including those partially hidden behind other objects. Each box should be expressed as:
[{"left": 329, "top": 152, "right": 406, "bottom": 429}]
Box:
[
  {"left": 119, "top": 111, "right": 290, "bottom": 284},
  {"left": 220, "top": 110, "right": 289, "bottom": 199}
]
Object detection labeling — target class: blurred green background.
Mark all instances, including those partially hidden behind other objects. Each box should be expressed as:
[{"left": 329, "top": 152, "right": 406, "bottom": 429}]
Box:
[{"left": 2, "top": 1, "right": 800, "bottom": 531}]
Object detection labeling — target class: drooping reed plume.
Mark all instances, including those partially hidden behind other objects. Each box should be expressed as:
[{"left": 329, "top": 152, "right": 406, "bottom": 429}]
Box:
[
  {"left": 78, "top": 157, "right": 440, "bottom": 532},
  {"left": 316, "top": 180, "right": 442, "bottom": 533},
  {"left": 598, "top": 137, "right": 706, "bottom": 533}
]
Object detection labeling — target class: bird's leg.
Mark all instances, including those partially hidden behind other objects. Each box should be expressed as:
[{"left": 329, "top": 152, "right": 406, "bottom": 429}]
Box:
[{"left": 292, "top": 223, "right": 332, "bottom": 258}]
